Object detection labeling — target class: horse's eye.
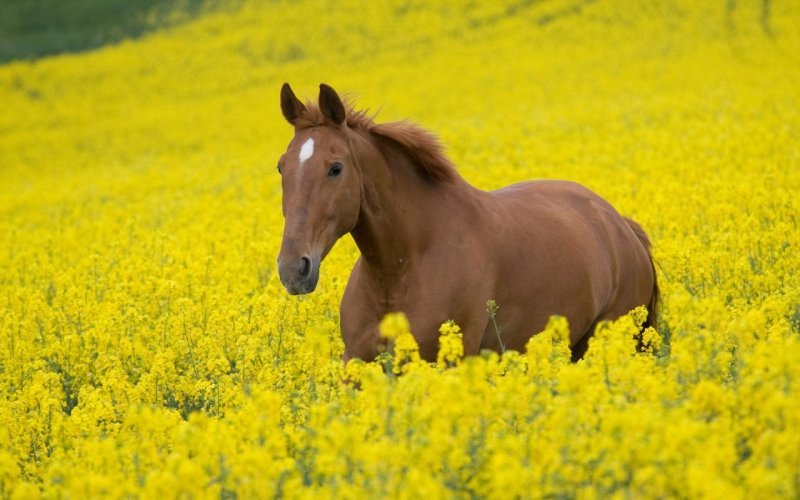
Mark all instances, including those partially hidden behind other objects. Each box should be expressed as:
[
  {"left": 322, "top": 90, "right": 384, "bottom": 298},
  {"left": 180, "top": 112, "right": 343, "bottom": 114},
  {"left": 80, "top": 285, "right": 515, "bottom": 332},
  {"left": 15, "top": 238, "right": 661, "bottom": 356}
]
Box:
[
  {"left": 328, "top": 161, "right": 343, "bottom": 177},
  {"left": 276, "top": 163, "right": 282, "bottom": 174}
]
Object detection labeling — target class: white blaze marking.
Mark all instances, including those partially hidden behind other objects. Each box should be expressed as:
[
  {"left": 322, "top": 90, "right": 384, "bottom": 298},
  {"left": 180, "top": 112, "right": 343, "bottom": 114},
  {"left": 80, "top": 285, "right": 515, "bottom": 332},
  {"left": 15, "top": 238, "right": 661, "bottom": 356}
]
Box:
[{"left": 298, "top": 138, "right": 314, "bottom": 165}]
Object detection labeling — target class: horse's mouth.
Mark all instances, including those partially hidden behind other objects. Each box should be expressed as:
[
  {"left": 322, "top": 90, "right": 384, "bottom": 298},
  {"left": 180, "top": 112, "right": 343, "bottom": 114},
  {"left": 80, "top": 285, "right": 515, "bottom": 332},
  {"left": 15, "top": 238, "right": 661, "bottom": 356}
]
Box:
[{"left": 283, "top": 278, "right": 318, "bottom": 295}]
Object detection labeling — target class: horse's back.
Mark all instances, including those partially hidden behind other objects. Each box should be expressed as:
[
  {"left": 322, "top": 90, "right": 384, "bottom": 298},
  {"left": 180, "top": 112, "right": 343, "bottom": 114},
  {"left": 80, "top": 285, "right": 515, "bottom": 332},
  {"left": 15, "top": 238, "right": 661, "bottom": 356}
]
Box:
[{"left": 489, "top": 179, "right": 637, "bottom": 258}]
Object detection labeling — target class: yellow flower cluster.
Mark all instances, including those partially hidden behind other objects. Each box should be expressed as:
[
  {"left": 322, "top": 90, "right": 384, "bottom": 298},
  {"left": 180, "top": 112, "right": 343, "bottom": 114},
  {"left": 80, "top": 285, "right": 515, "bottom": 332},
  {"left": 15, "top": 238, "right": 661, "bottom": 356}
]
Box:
[
  {"left": 437, "top": 320, "right": 464, "bottom": 368},
  {"left": 1, "top": 0, "right": 799, "bottom": 497},
  {"left": 379, "top": 312, "right": 422, "bottom": 375}
]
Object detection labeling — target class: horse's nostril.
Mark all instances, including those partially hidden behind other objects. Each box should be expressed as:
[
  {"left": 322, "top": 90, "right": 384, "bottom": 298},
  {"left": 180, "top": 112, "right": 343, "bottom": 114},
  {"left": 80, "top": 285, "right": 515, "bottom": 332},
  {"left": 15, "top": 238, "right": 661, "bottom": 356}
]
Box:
[{"left": 299, "top": 256, "right": 311, "bottom": 278}]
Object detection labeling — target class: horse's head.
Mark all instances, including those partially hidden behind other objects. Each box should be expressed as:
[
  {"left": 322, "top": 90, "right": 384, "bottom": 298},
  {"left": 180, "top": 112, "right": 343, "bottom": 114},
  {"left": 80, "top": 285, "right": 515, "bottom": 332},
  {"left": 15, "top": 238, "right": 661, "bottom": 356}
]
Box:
[{"left": 276, "top": 83, "right": 363, "bottom": 295}]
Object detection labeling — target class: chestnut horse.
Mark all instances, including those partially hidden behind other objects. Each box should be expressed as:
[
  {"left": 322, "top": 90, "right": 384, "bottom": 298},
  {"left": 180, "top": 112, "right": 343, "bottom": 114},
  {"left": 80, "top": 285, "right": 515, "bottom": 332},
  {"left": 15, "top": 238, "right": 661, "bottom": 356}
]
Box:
[{"left": 277, "top": 83, "right": 658, "bottom": 362}]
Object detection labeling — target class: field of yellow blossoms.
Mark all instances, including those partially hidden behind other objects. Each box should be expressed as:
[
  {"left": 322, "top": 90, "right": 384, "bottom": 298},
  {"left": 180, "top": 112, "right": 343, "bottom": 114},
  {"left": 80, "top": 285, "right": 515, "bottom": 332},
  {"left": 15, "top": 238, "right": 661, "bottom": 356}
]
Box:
[{"left": 1, "top": 0, "right": 799, "bottom": 497}]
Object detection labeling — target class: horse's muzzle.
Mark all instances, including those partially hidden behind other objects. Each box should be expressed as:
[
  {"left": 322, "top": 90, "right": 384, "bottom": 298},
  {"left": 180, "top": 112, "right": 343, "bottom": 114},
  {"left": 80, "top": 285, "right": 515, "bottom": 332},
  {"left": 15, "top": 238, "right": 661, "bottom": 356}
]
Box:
[{"left": 278, "top": 255, "right": 320, "bottom": 295}]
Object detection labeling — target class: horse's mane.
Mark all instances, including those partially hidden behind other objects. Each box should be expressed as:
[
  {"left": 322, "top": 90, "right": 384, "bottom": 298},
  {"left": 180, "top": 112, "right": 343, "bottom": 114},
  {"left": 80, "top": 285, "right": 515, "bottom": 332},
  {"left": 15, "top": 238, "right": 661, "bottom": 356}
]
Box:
[{"left": 294, "top": 101, "right": 458, "bottom": 184}]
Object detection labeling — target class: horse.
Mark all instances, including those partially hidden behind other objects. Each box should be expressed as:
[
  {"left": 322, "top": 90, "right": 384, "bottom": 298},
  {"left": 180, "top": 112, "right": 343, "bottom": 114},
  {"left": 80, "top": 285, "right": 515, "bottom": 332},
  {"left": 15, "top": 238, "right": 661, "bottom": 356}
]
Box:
[{"left": 276, "top": 83, "right": 659, "bottom": 363}]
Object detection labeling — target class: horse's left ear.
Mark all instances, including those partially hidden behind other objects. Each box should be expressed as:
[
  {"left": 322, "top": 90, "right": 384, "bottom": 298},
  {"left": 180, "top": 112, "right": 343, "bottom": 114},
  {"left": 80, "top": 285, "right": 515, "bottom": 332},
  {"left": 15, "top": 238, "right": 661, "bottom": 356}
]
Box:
[{"left": 319, "top": 83, "right": 346, "bottom": 125}]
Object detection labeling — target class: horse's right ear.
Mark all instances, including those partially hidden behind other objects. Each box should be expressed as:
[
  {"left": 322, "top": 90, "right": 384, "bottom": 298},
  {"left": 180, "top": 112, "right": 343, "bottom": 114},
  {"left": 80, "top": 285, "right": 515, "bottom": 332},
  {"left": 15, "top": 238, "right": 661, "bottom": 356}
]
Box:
[{"left": 280, "top": 83, "right": 306, "bottom": 125}]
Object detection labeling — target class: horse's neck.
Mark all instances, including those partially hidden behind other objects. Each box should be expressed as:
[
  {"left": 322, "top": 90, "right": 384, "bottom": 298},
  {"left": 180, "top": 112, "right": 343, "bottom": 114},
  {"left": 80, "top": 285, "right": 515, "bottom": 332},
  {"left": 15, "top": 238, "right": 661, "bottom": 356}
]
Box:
[{"left": 349, "top": 133, "right": 472, "bottom": 286}]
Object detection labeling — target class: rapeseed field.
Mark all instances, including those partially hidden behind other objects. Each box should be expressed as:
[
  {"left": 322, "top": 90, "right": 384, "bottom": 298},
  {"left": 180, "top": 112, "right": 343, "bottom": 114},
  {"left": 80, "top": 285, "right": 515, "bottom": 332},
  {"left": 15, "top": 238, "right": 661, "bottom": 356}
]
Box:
[{"left": 1, "top": 0, "right": 799, "bottom": 497}]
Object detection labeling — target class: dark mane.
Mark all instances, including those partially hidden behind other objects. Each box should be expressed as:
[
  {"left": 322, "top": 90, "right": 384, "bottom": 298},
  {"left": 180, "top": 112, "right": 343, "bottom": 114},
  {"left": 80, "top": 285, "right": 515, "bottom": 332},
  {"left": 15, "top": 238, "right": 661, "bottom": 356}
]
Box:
[{"left": 294, "top": 100, "right": 459, "bottom": 184}]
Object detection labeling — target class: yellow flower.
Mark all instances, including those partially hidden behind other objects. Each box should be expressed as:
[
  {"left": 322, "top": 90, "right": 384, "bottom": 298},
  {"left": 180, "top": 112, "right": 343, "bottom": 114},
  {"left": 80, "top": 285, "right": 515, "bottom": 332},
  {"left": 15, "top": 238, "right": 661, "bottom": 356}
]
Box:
[
  {"left": 437, "top": 320, "right": 464, "bottom": 368},
  {"left": 378, "top": 312, "right": 411, "bottom": 341}
]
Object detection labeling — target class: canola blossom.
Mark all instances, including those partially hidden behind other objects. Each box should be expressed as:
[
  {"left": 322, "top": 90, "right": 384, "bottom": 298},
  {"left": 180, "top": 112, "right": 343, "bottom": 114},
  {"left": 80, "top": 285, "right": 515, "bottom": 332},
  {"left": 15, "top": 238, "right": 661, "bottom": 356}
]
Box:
[{"left": 1, "top": 0, "right": 800, "bottom": 497}]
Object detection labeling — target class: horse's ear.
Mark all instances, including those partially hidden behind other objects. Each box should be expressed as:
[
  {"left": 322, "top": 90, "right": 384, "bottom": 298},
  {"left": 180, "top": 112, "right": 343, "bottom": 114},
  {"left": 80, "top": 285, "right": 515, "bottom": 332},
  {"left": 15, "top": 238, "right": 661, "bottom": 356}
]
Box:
[
  {"left": 280, "top": 83, "right": 306, "bottom": 125},
  {"left": 318, "top": 83, "right": 346, "bottom": 125}
]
